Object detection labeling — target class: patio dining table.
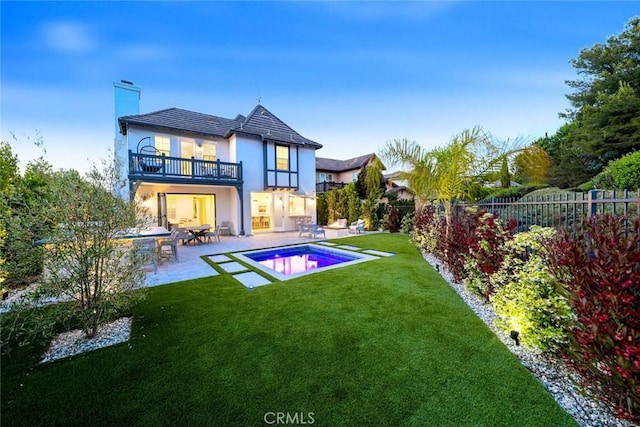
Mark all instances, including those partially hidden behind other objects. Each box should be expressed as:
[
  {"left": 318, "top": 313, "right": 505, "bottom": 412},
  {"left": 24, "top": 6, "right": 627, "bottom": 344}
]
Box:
[{"left": 184, "top": 225, "right": 211, "bottom": 244}]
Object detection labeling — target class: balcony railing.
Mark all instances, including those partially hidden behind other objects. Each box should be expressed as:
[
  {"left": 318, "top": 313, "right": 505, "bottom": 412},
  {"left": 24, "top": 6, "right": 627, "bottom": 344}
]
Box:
[
  {"left": 316, "top": 181, "right": 347, "bottom": 193},
  {"left": 129, "top": 150, "right": 242, "bottom": 185}
]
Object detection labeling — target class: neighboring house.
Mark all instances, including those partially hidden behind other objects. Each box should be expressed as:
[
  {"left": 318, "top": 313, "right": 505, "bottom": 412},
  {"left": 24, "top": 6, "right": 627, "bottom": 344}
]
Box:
[
  {"left": 315, "top": 153, "right": 383, "bottom": 193},
  {"left": 380, "top": 172, "right": 415, "bottom": 203},
  {"left": 483, "top": 179, "right": 521, "bottom": 188},
  {"left": 114, "top": 80, "right": 321, "bottom": 235}
]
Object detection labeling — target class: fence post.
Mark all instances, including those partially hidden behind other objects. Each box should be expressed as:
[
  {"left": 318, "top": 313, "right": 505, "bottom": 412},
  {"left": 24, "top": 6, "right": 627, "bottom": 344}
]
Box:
[{"left": 587, "top": 189, "right": 598, "bottom": 219}]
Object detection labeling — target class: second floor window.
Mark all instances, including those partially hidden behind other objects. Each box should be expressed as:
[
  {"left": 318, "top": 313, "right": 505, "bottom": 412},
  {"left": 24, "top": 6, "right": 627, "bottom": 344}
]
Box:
[
  {"left": 276, "top": 145, "right": 289, "bottom": 170},
  {"left": 202, "top": 143, "right": 216, "bottom": 161},
  {"left": 319, "top": 173, "right": 326, "bottom": 182},
  {"left": 352, "top": 172, "right": 358, "bottom": 182},
  {"left": 155, "top": 135, "right": 170, "bottom": 157}
]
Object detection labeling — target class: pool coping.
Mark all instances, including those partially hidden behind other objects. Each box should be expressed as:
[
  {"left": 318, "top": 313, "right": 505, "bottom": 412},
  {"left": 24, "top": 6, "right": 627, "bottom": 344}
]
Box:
[{"left": 231, "top": 243, "right": 380, "bottom": 281}]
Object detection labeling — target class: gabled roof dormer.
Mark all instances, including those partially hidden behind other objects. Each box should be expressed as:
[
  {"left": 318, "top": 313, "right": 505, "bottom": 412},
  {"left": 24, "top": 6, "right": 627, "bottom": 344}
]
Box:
[{"left": 225, "top": 105, "right": 322, "bottom": 149}]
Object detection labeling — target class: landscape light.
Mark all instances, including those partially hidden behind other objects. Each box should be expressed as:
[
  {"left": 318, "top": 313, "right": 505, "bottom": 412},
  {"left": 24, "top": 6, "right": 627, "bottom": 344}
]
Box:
[{"left": 510, "top": 330, "right": 520, "bottom": 346}]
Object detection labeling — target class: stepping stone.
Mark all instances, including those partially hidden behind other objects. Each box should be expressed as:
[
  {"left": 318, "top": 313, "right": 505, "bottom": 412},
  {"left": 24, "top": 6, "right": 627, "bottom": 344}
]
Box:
[
  {"left": 336, "top": 245, "right": 362, "bottom": 251},
  {"left": 233, "top": 272, "right": 272, "bottom": 289},
  {"left": 208, "top": 254, "right": 231, "bottom": 263},
  {"left": 362, "top": 249, "right": 394, "bottom": 257},
  {"left": 218, "top": 262, "right": 249, "bottom": 273},
  {"left": 315, "top": 241, "right": 337, "bottom": 246}
]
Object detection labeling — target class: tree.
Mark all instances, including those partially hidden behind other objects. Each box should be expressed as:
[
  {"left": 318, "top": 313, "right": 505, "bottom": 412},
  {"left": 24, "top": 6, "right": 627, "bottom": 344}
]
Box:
[
  {"left": 499, "top": 156, "right": 511, "bottom": 188},
  {"left": 549, "top": 17, "right": 640, "bottom": 187},
  {"left": 564, "top": 17, "right": 640, "bottom": 117},
  {"left": 379, "top": 127, "right": 515, "bottom": 238},
  {"left": 513, "top": 145, "right": 552, "bottom": 185},
  {"left": 0, "top": 143, "right": 53, "bottom": 288},
  {"left": 30, "top": 159, "right": 149, "bottom": 338},
  {"left": 344, "top": 182, "right": 361, "bottom": 223}
]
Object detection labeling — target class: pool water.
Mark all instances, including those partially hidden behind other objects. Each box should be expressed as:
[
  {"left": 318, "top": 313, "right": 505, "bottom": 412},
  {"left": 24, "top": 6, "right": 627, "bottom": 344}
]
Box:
[{"left": 234, "top": 244, "right": 376, "bottom": 280}]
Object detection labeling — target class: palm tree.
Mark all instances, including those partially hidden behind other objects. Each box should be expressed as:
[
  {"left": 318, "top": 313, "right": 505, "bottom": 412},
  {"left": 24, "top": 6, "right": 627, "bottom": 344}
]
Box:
[{"left": 379, "top": 126, "right": 514, "bottom": 237}]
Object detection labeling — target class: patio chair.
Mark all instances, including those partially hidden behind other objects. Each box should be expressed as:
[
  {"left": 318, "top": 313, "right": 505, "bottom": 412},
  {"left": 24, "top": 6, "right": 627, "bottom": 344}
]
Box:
[
  {"left": 309, "top": 224, "right": 326, "bottom": 239},
  {"left": 176, "top": 228, "right": 195, "bottom": 246},
  {"left": 204, "top": 225, "right": 221, "bottom": 243},
  {"left": 158, "top": 229, "right": 180, "bottom": 263},
  {"left": 349, "top": 219, "right": 365, "bottom": 234},
  {"left": 219, "top": 221, "right": 231, "bottom": 236},
  {"left": 132, "top": 238, "right": 158, "bottom": 273},
  {"left": 298, "top": 222, "right": 310, "bottom": 237}
]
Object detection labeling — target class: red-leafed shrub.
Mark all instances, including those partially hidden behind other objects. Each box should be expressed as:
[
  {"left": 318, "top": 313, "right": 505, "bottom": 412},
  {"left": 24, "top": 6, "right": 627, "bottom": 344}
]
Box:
[
  {"left": 442, "top": 211, "right": 479, "bottom": 282},
  {"left": 463, "top": 211, "right": 516, "bottom": 300},
  {"left": 548, "top": 215, "right": 640, "bottom": 421}
]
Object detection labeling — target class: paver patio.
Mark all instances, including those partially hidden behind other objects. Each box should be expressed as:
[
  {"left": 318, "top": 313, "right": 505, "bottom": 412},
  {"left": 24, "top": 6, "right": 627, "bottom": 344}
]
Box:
[{"left": 145, "top": 231, "right": 367, "bottom": 286}]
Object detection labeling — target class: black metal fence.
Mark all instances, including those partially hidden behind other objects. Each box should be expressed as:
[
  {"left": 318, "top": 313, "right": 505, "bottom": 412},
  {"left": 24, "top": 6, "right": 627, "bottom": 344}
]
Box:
[
  {"left": 461, "top": 189, "right": 640, "bottom": 232},
  {"left": 316, "top": 181, "right": 347, "bottom": 194}
]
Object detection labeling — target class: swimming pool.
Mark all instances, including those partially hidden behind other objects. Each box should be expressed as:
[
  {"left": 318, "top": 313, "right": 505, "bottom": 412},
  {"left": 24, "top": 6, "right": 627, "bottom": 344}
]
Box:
[{"left": 233, "top": 244, "right": 378, "bottom": 281}]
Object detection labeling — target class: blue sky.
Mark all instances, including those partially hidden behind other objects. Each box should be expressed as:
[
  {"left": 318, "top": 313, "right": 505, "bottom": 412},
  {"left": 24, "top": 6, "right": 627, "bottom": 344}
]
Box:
[{"left": 2, "top": 1, "right": 638, "bottom": 172}]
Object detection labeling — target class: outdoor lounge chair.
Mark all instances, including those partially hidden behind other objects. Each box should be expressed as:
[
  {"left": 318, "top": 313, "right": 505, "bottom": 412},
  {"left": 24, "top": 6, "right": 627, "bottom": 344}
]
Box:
[
  {"left": 326, "top": 219, "right": 348, "bottom": 229},
  {"left": 349, "top": 219, "right": 365, "bottom": 234}
]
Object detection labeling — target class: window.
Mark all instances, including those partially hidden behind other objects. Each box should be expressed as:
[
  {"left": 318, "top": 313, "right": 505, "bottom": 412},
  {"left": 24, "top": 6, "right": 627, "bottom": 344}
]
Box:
[
  {"left": 154, "top": 136, "right": 170, "bottom": 157},
  {"left": 203, "top": 143, "right": 216, "bottom": 161},
  {"left": 352, "top": 172, "right": 358, "bottom": 182},
  {"left": 327, "top": 174, "right": 333, "bottom": 182},
  {"left": 319, "top": 173, "right": 326, "bottom": 182},
  {"left": 288, "top": 195, "right": 305, "bottom": 216},
  {"left": 276, "top": 145, "right": 289, "bottom": 170}
]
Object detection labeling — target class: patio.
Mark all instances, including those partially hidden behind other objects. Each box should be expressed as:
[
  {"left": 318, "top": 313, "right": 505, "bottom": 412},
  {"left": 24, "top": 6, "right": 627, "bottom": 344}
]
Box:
[{"left": 145, "top": 231, "right": 359, "bottom": 286}]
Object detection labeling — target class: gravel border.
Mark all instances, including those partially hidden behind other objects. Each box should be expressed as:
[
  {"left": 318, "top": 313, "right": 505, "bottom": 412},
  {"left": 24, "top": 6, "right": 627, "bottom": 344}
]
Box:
[
  {"left": 421, "top": 251, "right": 634, "bottom": 427},
  {"left": 40, "top": 317, "right": 132, "bottom": 364}
]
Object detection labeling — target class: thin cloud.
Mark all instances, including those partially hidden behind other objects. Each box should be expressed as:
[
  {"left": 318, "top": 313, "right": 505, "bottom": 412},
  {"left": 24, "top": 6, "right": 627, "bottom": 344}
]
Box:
[{"left": 42, "top": 21, "right": 96, "bottom": 53}]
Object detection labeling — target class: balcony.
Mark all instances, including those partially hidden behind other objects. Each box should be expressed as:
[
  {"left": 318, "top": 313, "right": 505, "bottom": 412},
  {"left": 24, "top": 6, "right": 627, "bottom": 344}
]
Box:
[
  {"left": 129, "top": 150, "right": 242, "bottom": 186},
  {"left": 316, "top": 181, "right": 347, "bottom": 193}
]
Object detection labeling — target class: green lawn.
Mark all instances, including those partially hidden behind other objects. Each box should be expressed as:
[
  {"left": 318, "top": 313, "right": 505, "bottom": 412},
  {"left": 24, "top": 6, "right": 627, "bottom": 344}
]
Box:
[{"left": 1, "top": 234, "right": 576, "bottom": 426}]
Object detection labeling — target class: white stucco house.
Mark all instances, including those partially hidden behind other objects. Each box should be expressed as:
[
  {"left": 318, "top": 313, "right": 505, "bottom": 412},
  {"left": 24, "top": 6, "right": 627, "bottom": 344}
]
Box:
[{"left": 113, "top": 80, "right": 321, "bottom": 235}]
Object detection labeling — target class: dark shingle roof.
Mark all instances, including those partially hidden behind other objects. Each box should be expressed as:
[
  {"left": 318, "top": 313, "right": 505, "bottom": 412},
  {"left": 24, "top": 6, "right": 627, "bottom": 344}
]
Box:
[
  {"left": 227, "top": 105, "right": 322, "bottom": 149},
  {"left": 316, "top": 153, "right": 378, "bottom": 172},
  {"left": 119, "top": 108, "right": 241, "bottom": 138},
  {"left": 119, "top": 104, "right": 322, "bottom": 149}
]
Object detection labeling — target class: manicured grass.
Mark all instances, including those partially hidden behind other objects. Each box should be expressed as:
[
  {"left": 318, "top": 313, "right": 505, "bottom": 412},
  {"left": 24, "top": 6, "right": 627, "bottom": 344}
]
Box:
[{"left": 1, "top": 234, "right": 576, "bottom": 426}]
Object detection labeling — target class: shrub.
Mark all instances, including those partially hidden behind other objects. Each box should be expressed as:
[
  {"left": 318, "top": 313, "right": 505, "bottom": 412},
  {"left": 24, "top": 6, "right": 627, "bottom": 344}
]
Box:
[
  {"left": 489, "top": 227, "right": 573, "bottom": 352},
  {"left": 547, "top": 215, "right": 640, "bottom": 421},
  {"left": 360, "top": 193, "right": 379, "bottom": 231},
  {"left": 600, "top": 151, "right": 640, "bottom": 190},
  {"left": 401, "top": 211, "right": 415, "bottom": 234},
  {"left": 345, "top": 183, "right": 361, "bottom": 224},
  {"left": 382, "top": 206, "right": 401, "bottom": 233},
  {"left": 316, "top": 193, "right": 328, "bottom": 225},
  {"left": 412, "top": 204, "right": 444, "bottom": 254},
  {"left": 442, "top": 209, "right": 481, "bottom": 282},
  {"left": 608, "top": 151, "right": 640, "bottom": 190},
  {"left": 462, "top": 212, "right": 515, "bottom": 300}
]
